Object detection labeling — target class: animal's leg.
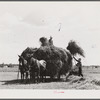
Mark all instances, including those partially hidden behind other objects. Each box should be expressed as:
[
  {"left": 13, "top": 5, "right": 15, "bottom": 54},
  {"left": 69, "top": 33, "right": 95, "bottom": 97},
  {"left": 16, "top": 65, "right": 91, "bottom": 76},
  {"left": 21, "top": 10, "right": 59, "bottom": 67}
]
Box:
[
  {"left": 57, "top": 70, "right": 61, "bottom": 80},
  {"left": 40, "top": 66, "right": 42, "bottom": 82},
  {"left": 21, "top": 73, "right": 22, "bottom": 80},
  {"left": 41, "top": 75, "right": 43, "bottom": 82},
  {"left": 35, "top": 72, "right": 38, "bottom": 83},
  {"left": 30, "top": 72, "right": 32, "bottom": 80},
  {"left": 44, "top": 70, "right": 46, "bottom": 82},
  {"left": 26, "top": 72, "right": 28, "bottom": 81},
  {"left": 20, "top": 70, "right": 23, "bottom": 80},
  {"left": 58, "top": 73, "right": 60, "bottom": 80},
  {"left": 22, "top": 73, "right": 24, "bottom": 80},
  {"left": 50, "top": 75, "right": 53, "bottom": 82},
  {"left": 25, "top": 72, "right": 29, "bottom": 83},
  {"left": 21, "top": 73, "right": 23, "bottom": 82},
  {"left": 37, "top": 74, "right": 39, "bottom": 84},
  {"left": 37, "top": 70, "right": 40, "bottom": 83},
  {"left": 45, "top": 74, "right": 46, "bottom": 82},
  {"left": 40, "top": 71, "right": 43, "bottom": 82},
  {"left": 32, "top": 72, "right": 35, "bottom": 83},
  {"left": 40, "top": 75, "right": 42, "bottom": 82},
  {"left": 30, "top": 70, "right": 32, "bottom": 80},
  {"left": 20, "top": 73, "right": 22, "bottom": 82}
]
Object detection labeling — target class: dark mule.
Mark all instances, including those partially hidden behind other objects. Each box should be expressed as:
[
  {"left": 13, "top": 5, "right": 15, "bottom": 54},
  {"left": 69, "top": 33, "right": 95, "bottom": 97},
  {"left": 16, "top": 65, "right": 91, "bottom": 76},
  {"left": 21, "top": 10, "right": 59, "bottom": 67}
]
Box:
[
  {"left": 18, "top": 55, "right": 29, "bottom": 81},
  {"left": 18, "top": 61, "right": 24, "bottom": 80},
  {"left": 29, "top": 57, "right": 46, "bottom": 83}
]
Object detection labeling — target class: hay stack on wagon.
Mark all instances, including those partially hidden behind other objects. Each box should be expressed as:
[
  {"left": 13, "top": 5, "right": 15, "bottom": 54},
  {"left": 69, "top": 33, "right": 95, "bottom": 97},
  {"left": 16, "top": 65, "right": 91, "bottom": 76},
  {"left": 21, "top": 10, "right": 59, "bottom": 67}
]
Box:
[
  {"left": 21, "top": 37, "right": 72, "bottom": 78},
  {"left": 35, "top": 37, "right": 73, "bottom": 77}
]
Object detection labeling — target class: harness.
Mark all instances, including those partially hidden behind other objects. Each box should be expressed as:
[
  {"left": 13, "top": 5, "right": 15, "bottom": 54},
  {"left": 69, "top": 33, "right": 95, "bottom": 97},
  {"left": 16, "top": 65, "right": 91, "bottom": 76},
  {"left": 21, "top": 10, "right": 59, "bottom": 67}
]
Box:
[{"left": 30, "top": 58, "right": 46, "bottom": 71}]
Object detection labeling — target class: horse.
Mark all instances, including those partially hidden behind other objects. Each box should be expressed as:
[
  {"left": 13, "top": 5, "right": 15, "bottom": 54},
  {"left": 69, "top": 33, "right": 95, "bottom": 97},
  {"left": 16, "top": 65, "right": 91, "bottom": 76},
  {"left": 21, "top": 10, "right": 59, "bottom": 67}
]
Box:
[
  {"left": 18, "top": 55, "right": 29, "bottom": 81},
  {"left": 29, "top": 57, "right": 46, "bottom": 83}
]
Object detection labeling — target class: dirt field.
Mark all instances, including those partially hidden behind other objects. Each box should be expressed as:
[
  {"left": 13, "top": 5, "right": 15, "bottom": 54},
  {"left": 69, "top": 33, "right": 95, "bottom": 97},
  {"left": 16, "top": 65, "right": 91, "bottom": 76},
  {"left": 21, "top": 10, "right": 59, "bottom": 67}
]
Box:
[{"left": 0, "top": 66, "right": 100, "bottom": 89}]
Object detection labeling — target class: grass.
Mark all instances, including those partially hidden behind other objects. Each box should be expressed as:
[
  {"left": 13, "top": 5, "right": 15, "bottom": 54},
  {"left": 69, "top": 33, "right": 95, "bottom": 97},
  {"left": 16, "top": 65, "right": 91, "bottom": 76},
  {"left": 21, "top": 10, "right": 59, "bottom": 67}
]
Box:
[
  {"left": 0, "top": 66, "right": 100, "bottom": 89},
  {"left": 0, "top": 66, "right": 18, "bottom": 72}
]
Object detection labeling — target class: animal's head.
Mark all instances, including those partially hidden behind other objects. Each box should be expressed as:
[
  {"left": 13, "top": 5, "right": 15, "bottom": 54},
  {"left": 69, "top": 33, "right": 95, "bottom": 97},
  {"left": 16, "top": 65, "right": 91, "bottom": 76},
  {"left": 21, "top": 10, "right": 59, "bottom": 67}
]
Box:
[{"left": 18, "top": 55, "right": 24, "bottom": 63}]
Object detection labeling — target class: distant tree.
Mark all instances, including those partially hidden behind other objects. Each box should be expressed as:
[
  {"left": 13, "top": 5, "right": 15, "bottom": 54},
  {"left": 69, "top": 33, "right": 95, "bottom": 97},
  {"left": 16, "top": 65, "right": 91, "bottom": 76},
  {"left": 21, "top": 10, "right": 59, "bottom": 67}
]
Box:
[
  {"left": 0, "top": 63, "right": 4, "bottom": 68},
  {"left": 7, "top": 63, "right": 13, "bottom": 67}
]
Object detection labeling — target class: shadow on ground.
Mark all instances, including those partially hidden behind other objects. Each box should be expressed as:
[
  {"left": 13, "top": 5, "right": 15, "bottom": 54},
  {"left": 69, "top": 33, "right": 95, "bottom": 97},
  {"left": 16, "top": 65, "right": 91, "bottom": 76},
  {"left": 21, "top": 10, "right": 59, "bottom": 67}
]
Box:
[
  {"left": 1, "top": 77, "right": 65, "bottom": 85},
  {"left": 1, "top": 75, "right": 86, "bottom": 86}
]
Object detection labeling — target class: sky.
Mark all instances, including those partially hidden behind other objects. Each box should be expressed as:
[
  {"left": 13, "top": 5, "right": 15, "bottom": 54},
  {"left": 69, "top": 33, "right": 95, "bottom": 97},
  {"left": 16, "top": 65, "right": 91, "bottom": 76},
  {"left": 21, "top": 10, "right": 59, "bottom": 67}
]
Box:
[{"left": 0, "top": 1, "right": 100, "bottom": 65}]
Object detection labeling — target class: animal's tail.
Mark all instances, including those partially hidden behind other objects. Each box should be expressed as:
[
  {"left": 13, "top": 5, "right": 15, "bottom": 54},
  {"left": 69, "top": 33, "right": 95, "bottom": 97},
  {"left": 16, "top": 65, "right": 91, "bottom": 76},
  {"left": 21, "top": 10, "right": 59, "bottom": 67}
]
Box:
[{"left": 17, "top": 67, "right": 20, "bottom": 80}]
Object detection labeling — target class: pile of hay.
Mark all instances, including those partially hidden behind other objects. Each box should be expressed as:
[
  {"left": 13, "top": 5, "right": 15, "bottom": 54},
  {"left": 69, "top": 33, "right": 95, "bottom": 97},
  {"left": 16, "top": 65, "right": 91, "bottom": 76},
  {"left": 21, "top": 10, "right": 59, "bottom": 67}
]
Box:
[
  {"left": 67, "top": 40, "right": 85, "bottom": 57},
  {"left": 33, "top": 37, "right": 72, "bottom": 76},
  {"left": 21, "top": 37, "right": 72, "bottom": 77}
]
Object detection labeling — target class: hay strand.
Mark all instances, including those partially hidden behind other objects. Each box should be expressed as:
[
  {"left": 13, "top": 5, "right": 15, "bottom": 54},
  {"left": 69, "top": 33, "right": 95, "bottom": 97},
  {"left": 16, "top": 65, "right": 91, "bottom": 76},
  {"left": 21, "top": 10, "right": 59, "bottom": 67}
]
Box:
[{"left": 67, "top": 40, "right": 85, "bottom": 57}]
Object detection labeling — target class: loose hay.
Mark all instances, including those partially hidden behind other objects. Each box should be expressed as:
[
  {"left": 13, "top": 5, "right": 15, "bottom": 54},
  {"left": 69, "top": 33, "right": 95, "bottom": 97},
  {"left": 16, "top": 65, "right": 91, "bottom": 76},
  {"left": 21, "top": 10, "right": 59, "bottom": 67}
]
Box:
[{"left": 67, "top": 40, "right": 85, "bottom": 57}]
